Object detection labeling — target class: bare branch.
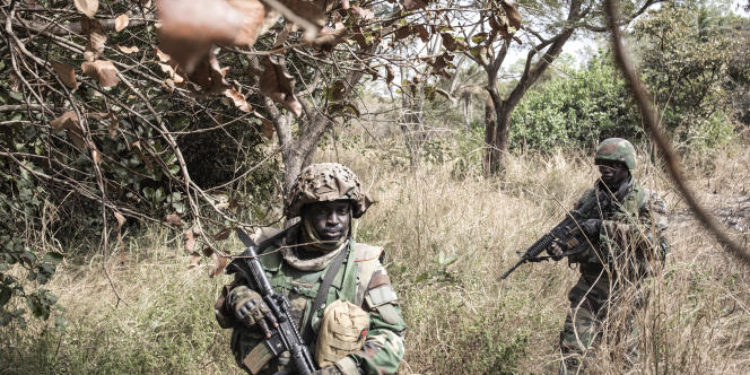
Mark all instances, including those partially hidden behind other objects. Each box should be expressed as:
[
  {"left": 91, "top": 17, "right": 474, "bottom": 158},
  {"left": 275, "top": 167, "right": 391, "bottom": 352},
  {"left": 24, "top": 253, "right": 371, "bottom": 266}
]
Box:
[{"left": 604, "top": 0, "right": 750, "bottom": 264}]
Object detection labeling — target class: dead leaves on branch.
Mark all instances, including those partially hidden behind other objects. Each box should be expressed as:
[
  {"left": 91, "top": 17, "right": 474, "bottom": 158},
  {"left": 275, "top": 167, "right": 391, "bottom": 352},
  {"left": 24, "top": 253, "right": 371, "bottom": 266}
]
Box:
[
  {"left": 260, "top": 56, "right": 303, "bottom": 117},
  {"left": 81, "top": 17, "right": 106, "bottom": 61},
  {"left": 49, "top": 111, "right": 102, "bottom": 164},
  {"left": 82, "top": 60, "right": 120, "bottom": 87},
  {"left": 50, "top": 112, "right": 86, "bottom": 149},
  {"left": 51, "top": 61, "right": 78, "bottom": 89},
  {"left": 74, "top": 0, "right": 98, "bottom": 18},
  {"left": 114, "top": 14, "right": 130, "bottom": 32}
]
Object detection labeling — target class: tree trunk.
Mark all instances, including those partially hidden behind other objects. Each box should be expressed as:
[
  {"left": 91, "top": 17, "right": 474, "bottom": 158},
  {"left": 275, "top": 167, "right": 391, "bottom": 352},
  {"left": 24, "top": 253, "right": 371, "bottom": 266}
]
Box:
[{"left": 483, "top": 95, "right": 498, "bottom": 175}]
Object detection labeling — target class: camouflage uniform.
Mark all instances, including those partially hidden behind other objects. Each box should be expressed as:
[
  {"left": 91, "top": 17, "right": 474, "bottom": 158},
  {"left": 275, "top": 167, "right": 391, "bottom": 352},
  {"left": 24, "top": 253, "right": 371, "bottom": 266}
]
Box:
[
  {"left": 215, "top": 163, "right": 406, "bottom": 375},
  {"left": 558, "top": 139, "right": 668, "bottom": 373}
]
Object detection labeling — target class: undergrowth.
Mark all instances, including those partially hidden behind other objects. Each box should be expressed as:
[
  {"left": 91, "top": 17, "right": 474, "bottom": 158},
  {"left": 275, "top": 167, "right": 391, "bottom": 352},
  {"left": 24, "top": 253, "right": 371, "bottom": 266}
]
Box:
[{"left": 1, "top": 142, "right": 748, "bottom": 374}]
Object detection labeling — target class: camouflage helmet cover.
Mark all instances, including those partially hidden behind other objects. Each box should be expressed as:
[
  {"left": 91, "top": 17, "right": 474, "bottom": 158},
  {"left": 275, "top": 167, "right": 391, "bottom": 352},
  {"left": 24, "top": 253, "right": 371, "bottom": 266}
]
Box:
[
  {"left": 285, "top": 163, "right": 372, "bottom": 218},
  {"left": 595, "top": 138, "right": 636, "bottom": 170}
]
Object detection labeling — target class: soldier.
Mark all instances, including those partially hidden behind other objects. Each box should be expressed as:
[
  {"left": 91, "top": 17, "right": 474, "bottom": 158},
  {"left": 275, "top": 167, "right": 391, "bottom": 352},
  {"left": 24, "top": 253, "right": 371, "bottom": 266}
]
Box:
[
  {"left": 214, "top": 163, "right": 406, "bottom": 375},
  {"left": 548, "top": 138, "right": 668, "bottom": 374}
]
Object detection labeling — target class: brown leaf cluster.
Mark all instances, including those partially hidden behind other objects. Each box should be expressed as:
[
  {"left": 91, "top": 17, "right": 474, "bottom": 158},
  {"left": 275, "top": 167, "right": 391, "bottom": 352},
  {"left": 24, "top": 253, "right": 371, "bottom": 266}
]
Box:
[
  {"left": 50, "top": 112, "right": 86, "bottom": 149},
  {"left": 259, "top": 56, "right": 303, "bottom": 117},
  {"left": 51, "top": 61, "right": 78, "bottom": 89},
  {"left": 81, "top": 60, "right": 120, "bottom": 87},
  {"left": 74, "top": 0, "right": 98, "bottom": 18},
  {"left": 156, "top": 0, "right": 273, "bottom": 73}
]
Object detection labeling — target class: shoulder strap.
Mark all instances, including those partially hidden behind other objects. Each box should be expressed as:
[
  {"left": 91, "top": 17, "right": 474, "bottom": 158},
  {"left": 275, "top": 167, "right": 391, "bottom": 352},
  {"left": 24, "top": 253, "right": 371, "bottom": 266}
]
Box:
[
  {"left": 302, "top": 245, "right": 349, "bottom": 344},
  {"left": 353, "top": 243, "right": 385, "bottom": 306}
]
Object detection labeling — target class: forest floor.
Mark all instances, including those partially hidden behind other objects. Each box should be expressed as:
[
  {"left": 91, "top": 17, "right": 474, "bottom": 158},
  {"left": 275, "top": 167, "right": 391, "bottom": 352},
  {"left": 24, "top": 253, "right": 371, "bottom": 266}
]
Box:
[{"left": 1, "top": 142, "right": 748, "bottom": 375}]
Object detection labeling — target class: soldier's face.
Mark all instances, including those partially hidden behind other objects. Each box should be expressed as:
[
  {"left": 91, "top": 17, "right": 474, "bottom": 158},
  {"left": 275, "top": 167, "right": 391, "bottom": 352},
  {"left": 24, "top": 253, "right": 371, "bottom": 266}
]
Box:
[
  {"left": 596, "top": 160, "right": 629, "bottom": 188},
  {"left": 302, "top": 201, "right": 351, "bottom": 241}
]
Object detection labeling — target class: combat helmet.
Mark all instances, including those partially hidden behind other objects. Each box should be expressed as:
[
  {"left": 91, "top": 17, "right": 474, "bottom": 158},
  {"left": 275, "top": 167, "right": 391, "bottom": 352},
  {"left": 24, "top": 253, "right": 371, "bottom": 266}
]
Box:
[
  {"left": 594, "top": 138, "right": 636, "bottom": 171},
  {"left": 285, "top": 163, "right": 372, "bottom": 219}
]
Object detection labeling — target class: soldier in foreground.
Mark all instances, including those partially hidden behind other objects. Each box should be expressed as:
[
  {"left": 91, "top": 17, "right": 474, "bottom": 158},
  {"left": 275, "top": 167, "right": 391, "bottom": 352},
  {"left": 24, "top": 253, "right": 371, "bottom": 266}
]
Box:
[
  {"left": 542, "top": 138, "right": 667, "bottom": 373},
  {"left": 214, "top": 163, "right": 406, "bottom": 375}
]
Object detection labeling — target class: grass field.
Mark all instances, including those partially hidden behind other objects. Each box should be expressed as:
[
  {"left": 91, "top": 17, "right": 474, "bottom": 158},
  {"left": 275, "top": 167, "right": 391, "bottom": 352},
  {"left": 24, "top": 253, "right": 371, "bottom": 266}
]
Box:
[{"left": 1, "top": 140, "right": 748, "bottom": 374}]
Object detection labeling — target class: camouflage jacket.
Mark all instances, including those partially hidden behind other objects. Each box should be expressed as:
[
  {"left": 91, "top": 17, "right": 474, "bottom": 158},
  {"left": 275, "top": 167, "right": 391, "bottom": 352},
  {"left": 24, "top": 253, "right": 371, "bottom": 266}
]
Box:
[
  {"left": 215, "top": 229, "right": 406, "bottom": 375},
  {"left": 567, "top": 177, "right": 669, "bottom": 280}
]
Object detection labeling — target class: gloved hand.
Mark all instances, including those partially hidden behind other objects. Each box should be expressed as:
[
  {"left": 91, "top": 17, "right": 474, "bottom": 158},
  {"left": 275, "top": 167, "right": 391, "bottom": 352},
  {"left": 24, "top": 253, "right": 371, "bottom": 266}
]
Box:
[
  {"left": 227, "top": 285, "right": 276, "bottom": 334},
  {"left": 547, "top": 242, "right": 564, "bottom": 260},
  {"left": 580, "top": 218, "right": 602, "bottom": 237},
  {"left": 313, "top": 366, "right": 343, "bottom": 375}
]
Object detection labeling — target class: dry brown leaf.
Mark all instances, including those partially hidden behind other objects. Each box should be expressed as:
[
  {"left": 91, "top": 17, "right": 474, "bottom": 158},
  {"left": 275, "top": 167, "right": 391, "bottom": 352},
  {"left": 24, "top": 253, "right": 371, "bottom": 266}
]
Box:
[
  {"left": 253, "top": 111, "right": 275, "bottom": 139},
  {"left": 209, "top": 253, "right": 228, "bottom": 278},
  {"left": 82, "top": 60, "right": 120, "bottom": 87},
  {"left": 188, "top": 52, "right": 230, "bottom": 93},
  {"left": 385, "top": 65, "right": 395, "bottom": 84},
  {"left": 90, "top": 147, "right": 102, "bottom": 164},
  {"left": 187, "top": 251, "right": 202, "bottom": 269},
  {"left": 115, "top": 14, "right": 130, "bottom": 32},
  {"left": 312, "top": 22, "right": 346, "bottom": 51},
  {"left": 156, "top": 0, "right": 245, "bottom": 73},
  {"left": 351, "top": 6, "right": 373, "bottom": 20},
  {"left": 259, "top": 56, "right": 303, "bottom": 117},
  {"left": 81, "top": 17, "right": 106, "bottom": 61},
  {"left": 116, "top": 45, "right": 139, "bottom": 54},
  {"left": 165, "top": 212, "right": 182, "bottom": 226},
  {"left": 50, "top": 61, "right": 78, "bottom": 89},
  {"left": 414, "top": 25, "right": 429, "bottom": 43},
  {"left": 402, "top": 0, "right": 428, "bottom": 10},
  {"left": 74, "top": 0, "right": 98, "bottom": 18},
  {"left": 261, "top": 117, "right": 275, "bottom": 139},
  {"left": 228, "top": 0, "right": 267, "bottom": 46},
  {"left": 155, "top": 48, "right": 171, "bottom": 63},
  {"left": 50, "top": 112, "right": 86, "bottom": 149},
  {"left": 184, "top": 230, "right": 195, "bottom": 253},
  {"left": 501, "top": 0, "right": 522, "bottom": 30},
  {"left": 223, "top": 88, "right": 252, "bottom": 112},
  {"left": 276, "top": 0, "right": 326, "bottom": 28},
  {"left": 394, "top": 26, "right": 411, "bottom": 41},
  {"left": 50, "top": 111, "right": 78, "bottom": 131}
]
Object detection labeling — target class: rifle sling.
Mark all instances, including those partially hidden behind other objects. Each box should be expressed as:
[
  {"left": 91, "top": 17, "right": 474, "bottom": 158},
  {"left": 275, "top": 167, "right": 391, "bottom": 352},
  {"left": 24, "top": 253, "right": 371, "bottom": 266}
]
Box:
[{"left": 302, "top": 243, "right": 349, "bottom": 345}]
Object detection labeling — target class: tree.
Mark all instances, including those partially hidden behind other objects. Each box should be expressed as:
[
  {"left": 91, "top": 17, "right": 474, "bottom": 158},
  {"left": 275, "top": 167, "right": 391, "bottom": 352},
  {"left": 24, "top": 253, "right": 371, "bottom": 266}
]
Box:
[
  {"left": 0, "top": 0, "right": 442, "bottom": 324},
  {"left": 632, "top": 0, "right": 750, "bottom": 147},
  {"left": 439, "top": 0, "right": 660, "bottom": 175}
]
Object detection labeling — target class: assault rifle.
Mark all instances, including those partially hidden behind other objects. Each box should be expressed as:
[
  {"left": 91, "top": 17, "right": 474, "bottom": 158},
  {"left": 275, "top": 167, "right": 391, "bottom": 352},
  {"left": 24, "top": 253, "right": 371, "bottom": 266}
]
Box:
[
  {"left": 227, "top": 229, "right": 317, "bottom": 375},
  {"left": 500, "top": 198, "right": 599, "bottom": 280}
]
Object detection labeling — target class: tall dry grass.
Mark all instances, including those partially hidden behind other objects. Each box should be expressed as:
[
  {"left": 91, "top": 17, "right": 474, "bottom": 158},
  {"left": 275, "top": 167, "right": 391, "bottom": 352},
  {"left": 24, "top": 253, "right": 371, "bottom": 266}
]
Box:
[{"left": 1, "top": 141, "right": 748, "bottom": 375}]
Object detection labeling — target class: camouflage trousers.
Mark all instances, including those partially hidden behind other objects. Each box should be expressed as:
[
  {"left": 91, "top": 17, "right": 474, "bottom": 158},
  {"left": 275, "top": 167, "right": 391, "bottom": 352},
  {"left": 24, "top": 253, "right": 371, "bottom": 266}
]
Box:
[{"left": 559, "top": 267, "right": 643, "bottom": 374}]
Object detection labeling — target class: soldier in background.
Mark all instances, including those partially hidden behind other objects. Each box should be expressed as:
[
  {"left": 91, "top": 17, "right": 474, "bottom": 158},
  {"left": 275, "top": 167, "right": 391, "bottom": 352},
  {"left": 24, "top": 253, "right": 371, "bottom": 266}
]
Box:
[
  {"left": 214, "top": 163, "right": 406, "bottom": 375},
  {"left": 547, "top": 138, "right": 669, "bottom": 374}
]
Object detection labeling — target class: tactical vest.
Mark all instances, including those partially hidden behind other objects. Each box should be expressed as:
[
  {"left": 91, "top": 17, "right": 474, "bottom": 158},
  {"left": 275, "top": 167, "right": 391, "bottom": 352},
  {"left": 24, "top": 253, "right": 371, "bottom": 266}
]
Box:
[{"left": 229, "top": 229, "right": 391, "bottom": 374}]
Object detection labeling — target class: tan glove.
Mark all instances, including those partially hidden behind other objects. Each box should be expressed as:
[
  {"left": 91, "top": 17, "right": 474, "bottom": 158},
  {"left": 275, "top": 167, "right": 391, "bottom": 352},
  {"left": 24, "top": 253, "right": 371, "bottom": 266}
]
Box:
[{"left": 226, "top": 285, "right": 275, "bottom": 332}]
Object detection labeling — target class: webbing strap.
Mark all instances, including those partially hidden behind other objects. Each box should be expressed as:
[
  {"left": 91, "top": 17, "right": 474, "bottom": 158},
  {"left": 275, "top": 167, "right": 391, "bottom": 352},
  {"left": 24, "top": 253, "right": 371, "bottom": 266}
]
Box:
[{"left": 302, "top": 246, "right": 349, "bottom": 344}]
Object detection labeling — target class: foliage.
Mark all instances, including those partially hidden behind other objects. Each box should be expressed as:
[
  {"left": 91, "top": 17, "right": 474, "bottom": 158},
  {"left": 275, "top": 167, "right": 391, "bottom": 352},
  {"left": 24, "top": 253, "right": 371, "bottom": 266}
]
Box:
[
  {"left": 509, "top": 53, "right": 641, "bottom": 151},
  {"left": 0, "top": 160, "right": 64, "bottom": 328},
  {"left": 633, "top": 1, "right": 749, "bottom": 148}
]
